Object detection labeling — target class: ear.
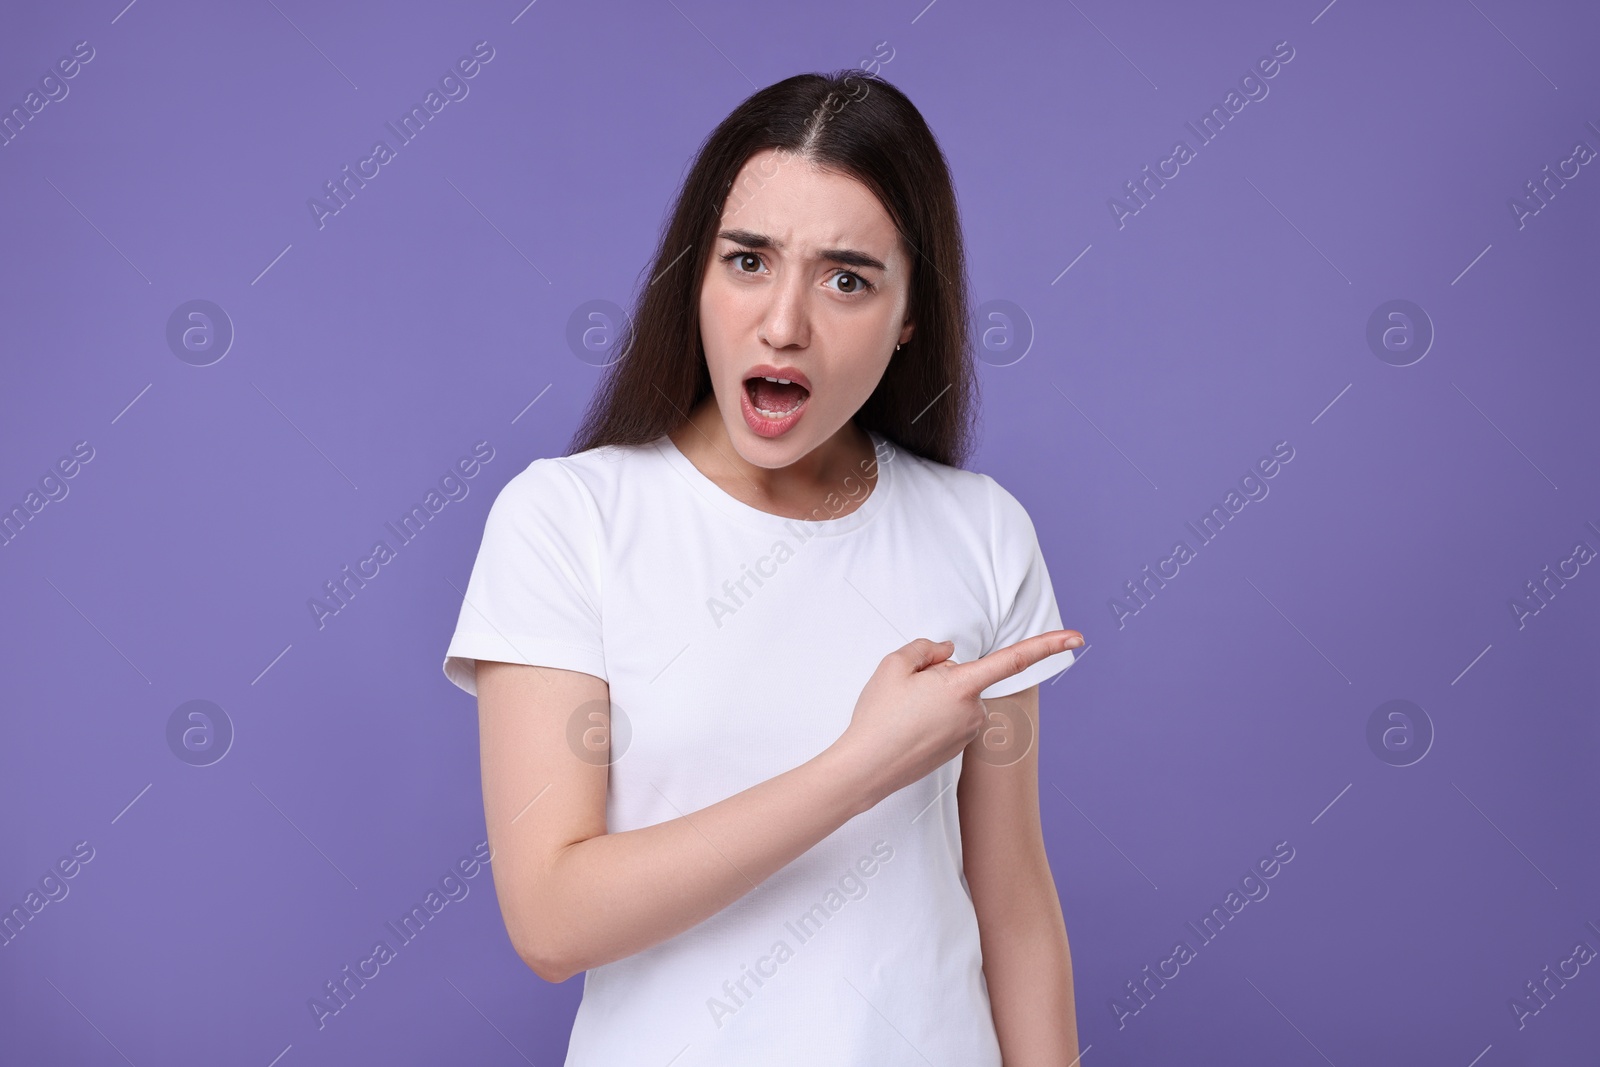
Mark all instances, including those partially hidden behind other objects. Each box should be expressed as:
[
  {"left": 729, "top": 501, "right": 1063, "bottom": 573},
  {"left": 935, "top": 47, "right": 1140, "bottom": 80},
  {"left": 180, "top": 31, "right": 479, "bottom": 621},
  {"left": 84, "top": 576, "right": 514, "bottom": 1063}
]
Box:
[{"left": 898, "top": 319, "right": 915, "bottom": 346}]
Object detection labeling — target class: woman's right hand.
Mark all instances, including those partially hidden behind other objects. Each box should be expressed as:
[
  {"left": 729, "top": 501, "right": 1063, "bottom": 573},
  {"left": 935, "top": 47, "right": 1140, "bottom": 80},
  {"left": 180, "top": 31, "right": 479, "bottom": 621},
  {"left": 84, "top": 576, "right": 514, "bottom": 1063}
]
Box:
[{"left": 833, "top": 630, "right": 1084, "bottom": 805}]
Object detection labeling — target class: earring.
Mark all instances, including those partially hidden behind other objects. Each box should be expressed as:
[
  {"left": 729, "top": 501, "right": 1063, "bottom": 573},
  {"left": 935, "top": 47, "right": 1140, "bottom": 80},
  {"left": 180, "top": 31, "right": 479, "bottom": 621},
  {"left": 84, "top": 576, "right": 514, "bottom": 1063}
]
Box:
[{"left": 895, "top": 344, "right": 901, "bottom": 351}]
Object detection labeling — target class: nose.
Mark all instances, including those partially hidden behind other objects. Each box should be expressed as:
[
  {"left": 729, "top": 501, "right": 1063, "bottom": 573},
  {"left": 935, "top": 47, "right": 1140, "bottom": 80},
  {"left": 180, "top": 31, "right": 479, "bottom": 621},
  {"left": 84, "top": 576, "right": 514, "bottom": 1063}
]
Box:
[{"left": 759, "top": 269, "right": 811, "bottom": 350}]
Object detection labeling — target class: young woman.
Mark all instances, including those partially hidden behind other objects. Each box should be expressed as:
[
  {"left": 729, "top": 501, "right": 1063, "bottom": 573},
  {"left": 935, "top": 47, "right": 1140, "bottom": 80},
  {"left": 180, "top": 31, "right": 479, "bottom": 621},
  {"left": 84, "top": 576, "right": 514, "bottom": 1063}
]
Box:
[{"left": 443, "top": 69, "right": 1085, "bottom": 1065}]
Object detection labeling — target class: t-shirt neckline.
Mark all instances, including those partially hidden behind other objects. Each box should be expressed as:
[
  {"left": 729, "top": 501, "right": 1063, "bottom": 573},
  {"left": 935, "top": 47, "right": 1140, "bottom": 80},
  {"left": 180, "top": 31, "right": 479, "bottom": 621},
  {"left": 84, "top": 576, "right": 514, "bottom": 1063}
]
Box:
[{"left": 653, "top": 427, "right": 896, "bottom": 538}]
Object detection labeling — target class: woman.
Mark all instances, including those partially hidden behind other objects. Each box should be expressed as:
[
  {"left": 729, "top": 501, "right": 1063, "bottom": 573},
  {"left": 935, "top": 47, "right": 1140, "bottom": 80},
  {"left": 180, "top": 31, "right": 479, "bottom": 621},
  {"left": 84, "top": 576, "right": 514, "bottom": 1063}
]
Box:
[{"left": 443, "top": 68, "right": 1085, "bottom": 1065}]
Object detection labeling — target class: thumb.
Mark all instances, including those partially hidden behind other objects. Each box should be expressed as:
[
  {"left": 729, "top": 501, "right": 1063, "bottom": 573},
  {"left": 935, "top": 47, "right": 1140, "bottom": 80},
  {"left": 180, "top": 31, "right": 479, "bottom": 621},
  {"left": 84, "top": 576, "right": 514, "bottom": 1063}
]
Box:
[{"left": 903, "top": 638, "right": 956, "bottom": 672}]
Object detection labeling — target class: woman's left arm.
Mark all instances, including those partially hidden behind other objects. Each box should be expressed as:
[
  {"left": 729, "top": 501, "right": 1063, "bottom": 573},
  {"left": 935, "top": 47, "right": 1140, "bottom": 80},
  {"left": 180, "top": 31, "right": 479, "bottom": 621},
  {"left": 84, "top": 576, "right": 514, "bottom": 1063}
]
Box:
[{"left": 957, "top": 683, "right": 1081, "bottom": 1065}]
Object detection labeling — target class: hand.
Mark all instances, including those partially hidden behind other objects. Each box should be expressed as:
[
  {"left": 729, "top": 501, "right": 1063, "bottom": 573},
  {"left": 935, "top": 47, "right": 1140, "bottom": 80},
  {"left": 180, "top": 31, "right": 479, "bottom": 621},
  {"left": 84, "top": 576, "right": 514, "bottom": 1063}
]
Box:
[{"left": 834, "top": 630, "right": 1084, "bottom": 805}]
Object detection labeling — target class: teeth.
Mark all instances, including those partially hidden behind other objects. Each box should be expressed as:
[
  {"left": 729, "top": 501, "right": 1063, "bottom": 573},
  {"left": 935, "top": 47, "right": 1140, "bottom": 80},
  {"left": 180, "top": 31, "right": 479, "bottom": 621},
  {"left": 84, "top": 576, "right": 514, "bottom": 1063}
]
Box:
[
  {"left": 747, "top": 374, "right": 806, "bottom": 420},
  {"left": 751, "top": 393, "right": 806, "bottom": 419}
]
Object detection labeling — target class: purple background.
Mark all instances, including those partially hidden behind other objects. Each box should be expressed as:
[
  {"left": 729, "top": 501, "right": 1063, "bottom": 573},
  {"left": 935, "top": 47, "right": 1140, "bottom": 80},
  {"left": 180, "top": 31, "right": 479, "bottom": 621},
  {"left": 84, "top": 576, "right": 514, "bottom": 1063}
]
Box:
[{"left": 3, "top": 0, "right": 1597, "bottom": 1063}]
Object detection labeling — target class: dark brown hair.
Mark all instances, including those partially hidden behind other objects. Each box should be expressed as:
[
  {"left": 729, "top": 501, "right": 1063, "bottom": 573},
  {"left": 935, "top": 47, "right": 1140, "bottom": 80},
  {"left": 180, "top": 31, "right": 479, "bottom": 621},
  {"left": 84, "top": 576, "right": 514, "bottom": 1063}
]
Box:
[{"left": 566, "top": 69, "right": 979, "bottom": 468}]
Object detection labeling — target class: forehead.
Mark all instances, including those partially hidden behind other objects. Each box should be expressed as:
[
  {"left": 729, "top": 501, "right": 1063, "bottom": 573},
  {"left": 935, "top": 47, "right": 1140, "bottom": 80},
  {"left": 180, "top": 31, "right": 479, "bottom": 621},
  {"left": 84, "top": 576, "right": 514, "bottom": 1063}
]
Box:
[{"left": 719, "top": 149, "right": 899, "bottom": 256}]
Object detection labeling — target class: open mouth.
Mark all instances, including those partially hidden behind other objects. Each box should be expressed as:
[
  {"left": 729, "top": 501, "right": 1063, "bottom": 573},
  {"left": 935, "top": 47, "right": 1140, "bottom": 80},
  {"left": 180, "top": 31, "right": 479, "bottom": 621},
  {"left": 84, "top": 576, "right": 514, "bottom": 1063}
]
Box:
[
  {"left": 743, "top": 374, "right": 810, "bottom": 419},
  {"left": 739, "top": 366, "right": 812, "bottom": 438}
]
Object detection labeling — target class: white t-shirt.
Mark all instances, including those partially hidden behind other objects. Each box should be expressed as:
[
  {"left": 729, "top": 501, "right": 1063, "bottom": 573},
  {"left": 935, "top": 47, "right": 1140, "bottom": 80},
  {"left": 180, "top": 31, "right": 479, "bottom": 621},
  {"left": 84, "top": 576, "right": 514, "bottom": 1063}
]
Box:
[{"left": 443, "top": 427, "right": 1076, "bottom": 1066}]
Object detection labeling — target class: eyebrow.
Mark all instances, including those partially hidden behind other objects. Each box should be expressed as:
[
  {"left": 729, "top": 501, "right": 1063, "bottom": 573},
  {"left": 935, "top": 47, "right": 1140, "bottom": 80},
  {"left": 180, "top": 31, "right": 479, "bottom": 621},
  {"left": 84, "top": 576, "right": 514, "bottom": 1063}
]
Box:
[{"left": 717, "top": 229, "right": 887, "bottom": 272}]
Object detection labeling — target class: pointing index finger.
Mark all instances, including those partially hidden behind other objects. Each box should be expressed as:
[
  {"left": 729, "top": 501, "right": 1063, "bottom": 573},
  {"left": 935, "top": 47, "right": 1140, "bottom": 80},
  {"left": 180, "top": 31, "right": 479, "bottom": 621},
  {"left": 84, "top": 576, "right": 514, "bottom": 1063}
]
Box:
[{"left": 951, "top": 630, "right": 1081, "bottom": 695}]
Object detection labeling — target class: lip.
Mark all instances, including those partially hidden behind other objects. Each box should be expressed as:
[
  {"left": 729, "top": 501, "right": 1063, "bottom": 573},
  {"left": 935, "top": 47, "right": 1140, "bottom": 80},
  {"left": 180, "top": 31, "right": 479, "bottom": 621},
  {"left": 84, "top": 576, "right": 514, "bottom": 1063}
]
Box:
[
  {"left": 742, "top": 364, "right": 813, "bottom": 394},
  {"left": 739, "top": 364, "right": 810, "bottom": 439}
]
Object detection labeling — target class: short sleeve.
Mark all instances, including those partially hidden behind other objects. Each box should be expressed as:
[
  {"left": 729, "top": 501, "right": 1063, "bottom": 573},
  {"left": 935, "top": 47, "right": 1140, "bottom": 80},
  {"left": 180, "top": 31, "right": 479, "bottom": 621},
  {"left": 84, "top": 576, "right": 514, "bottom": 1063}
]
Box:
[
  {"left": 977, "top": 474, "right": 1076, "bottom": 700},
  {"left": 442, "top": 458, "right": 606, "bottom": 697}
]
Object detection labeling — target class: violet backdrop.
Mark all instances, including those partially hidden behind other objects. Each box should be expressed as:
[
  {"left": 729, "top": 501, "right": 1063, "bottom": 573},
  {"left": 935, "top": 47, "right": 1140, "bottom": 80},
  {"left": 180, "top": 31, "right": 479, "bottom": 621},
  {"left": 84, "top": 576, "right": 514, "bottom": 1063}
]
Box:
[{"left": 1, "top": 0, "right": 1597, "bottom": 1064}]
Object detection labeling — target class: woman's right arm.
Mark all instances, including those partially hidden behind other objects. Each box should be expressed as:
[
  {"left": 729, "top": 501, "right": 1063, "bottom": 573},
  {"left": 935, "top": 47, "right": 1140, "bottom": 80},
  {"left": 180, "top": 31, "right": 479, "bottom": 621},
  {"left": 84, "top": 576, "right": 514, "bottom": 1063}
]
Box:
[{"left": 475, "top": 629, "right": 1080, "bottom": 983}]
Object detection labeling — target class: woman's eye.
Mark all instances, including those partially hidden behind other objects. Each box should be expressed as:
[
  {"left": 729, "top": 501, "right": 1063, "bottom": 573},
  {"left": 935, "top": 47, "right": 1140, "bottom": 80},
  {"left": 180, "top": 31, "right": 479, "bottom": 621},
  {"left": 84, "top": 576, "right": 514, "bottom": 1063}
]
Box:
[{"left": 721, "top": 250, "right": 872, "bottom": 295}]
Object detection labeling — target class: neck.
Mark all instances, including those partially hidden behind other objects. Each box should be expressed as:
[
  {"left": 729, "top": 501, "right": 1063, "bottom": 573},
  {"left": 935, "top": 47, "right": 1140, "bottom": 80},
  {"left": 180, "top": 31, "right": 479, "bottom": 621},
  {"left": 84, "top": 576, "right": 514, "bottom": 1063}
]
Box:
[{"left": 669, "top": 395, "right": 878, "bottom": 519}]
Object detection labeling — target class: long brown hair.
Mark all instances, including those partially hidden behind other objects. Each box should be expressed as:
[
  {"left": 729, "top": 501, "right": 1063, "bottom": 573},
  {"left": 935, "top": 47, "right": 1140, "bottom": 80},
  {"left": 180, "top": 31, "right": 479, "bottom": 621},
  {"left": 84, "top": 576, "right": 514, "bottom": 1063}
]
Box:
[{"left": 566, "top": 69, "right": 979, "bottom": 469}]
